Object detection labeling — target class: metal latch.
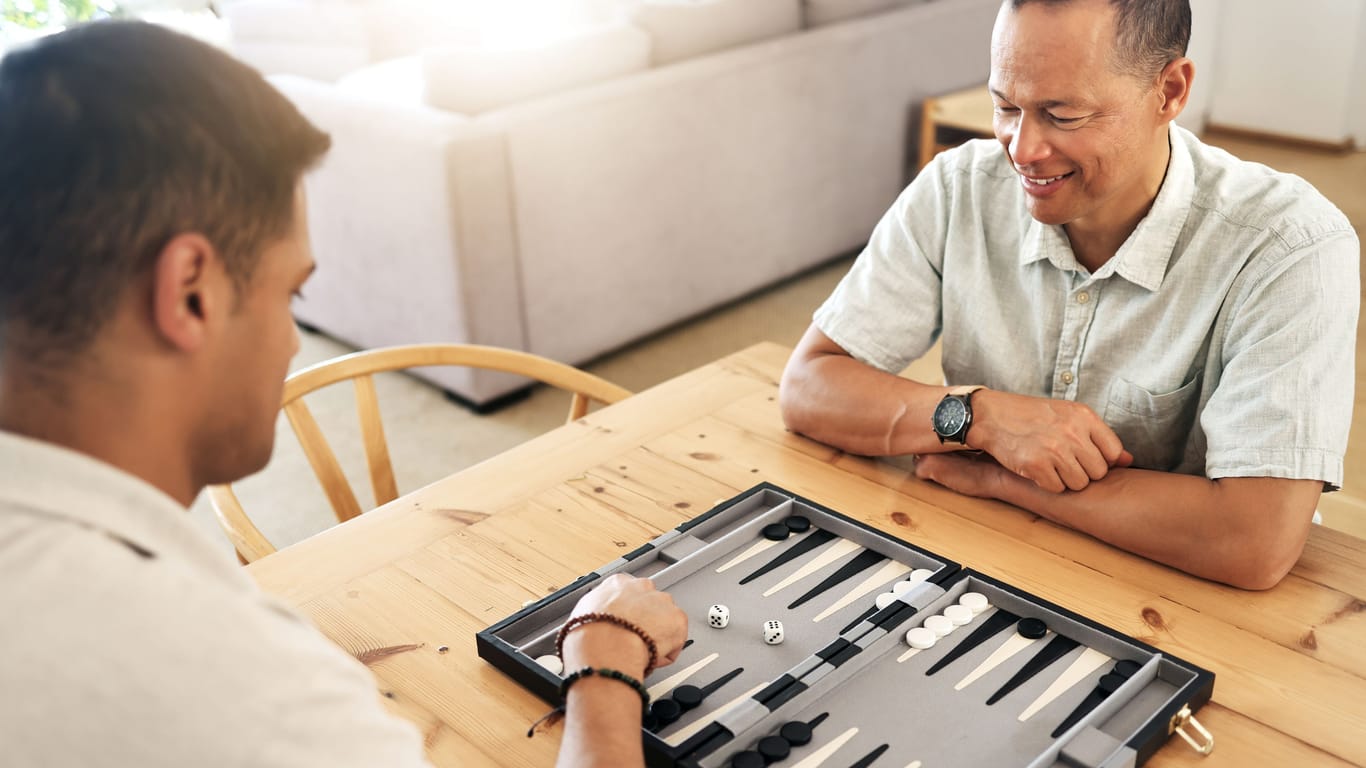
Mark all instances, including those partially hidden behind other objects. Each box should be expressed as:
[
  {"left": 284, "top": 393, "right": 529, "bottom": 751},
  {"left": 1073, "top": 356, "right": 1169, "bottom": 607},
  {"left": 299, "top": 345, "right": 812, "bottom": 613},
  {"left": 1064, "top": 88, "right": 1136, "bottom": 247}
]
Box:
[{"left": 1169, "top": 704, "right": 1214, "bottom": 755}]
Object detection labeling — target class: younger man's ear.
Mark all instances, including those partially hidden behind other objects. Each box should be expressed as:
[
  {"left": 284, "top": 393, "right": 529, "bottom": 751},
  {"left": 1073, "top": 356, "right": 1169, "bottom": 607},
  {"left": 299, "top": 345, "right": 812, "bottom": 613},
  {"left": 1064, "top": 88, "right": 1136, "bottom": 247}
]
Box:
[{"left": 151, "top": 233, "right": 222, "bottom": 352}]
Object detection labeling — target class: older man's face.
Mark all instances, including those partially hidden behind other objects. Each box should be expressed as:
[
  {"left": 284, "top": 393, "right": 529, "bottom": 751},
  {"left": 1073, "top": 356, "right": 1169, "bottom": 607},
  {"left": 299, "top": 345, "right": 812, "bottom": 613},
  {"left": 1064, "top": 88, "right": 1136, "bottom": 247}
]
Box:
[{"left": 989, "top": 0, "right": 1170, "bottom": 236}]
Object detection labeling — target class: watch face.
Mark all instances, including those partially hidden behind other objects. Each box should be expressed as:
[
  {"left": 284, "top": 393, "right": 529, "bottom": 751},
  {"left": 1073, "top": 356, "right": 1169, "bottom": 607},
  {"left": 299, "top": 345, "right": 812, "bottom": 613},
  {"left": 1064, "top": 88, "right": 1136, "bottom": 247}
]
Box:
[{"left": 935, "top": 397, "right": 968, "bottom": 436}]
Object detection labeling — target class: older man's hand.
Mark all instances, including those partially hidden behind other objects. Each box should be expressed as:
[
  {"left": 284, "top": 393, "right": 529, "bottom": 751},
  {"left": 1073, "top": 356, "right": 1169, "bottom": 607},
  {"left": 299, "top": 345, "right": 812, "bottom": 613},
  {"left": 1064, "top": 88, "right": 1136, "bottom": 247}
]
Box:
[{"left": 969, "top": 389, "right": 1133, "bottom": 492}]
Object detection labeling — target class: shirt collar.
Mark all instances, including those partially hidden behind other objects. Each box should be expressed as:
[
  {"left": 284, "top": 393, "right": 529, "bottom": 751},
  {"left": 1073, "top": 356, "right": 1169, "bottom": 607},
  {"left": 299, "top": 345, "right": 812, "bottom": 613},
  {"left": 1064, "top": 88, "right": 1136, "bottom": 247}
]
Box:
[
  {"left": 1019, "top": 123, "right": 1196, "bottom": 292},
  {"left": 0, "top": 429, "right": 242, "bottom": 581}
]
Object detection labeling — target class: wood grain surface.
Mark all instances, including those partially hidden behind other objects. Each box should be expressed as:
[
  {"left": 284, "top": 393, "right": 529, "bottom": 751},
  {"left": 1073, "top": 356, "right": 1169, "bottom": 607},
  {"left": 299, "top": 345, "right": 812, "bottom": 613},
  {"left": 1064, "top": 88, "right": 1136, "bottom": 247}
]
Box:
[{"left": 248, "top": 343, "right": 1366, "bottom": 767}]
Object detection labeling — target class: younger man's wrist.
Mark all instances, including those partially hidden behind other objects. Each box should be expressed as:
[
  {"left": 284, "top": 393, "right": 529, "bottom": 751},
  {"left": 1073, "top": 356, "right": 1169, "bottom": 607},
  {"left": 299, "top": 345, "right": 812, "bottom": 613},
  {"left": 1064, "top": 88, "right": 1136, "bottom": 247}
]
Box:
[{"left": 561, "top": 623, "right": 651, "bottom": 679}]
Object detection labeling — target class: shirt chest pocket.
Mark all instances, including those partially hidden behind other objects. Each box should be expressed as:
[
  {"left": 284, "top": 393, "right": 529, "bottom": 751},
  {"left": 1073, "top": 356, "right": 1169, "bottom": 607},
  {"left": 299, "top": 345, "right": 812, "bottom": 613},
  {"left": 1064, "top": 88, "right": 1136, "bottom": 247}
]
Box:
[{"left": 1103, "top": 373, "right": 1203, "bottom": 472}]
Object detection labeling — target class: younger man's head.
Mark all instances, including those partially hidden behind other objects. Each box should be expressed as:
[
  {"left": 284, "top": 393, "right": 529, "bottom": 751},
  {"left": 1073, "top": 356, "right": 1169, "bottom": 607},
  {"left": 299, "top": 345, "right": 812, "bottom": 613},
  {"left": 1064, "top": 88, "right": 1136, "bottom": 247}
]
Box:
[{"left": 0, "top": 22, "right": 330, "bottom": 494}]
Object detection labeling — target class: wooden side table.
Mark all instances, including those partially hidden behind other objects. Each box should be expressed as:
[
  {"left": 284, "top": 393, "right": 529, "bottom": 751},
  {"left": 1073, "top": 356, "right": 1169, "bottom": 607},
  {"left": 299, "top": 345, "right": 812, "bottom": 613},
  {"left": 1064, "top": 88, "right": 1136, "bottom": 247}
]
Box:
[{"left": 919, "top": 84, "right": 995, "bottom": 171}]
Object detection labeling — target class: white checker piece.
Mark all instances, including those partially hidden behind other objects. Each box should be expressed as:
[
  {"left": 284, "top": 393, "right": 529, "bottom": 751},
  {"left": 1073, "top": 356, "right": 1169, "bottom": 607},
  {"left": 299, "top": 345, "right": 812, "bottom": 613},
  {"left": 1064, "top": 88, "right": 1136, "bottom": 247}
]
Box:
[
  {"left": 897, "top": 626, "right": 938, "bottom": 662},
  {"left": 944, "top": 604, "right": 974, "bottom": 626},
  {"left": 923, "top": 614, "right": 955, "bottom": 637},
  {"left": 906, "top": 627, "right": 937, "bottom": 650},
  {"left": 959, "top": 591, "right": 990, "bottom": 615},
  {"left": 534, "top": 654, "right": 564, "bottom": 676}
]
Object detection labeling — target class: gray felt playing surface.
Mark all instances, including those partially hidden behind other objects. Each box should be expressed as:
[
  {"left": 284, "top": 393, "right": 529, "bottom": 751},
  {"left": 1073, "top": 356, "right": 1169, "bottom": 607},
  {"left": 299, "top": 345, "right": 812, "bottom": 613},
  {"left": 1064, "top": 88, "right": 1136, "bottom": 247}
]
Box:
[{"left": 695, "top": 575, "right": 1183, "bottom": 768}]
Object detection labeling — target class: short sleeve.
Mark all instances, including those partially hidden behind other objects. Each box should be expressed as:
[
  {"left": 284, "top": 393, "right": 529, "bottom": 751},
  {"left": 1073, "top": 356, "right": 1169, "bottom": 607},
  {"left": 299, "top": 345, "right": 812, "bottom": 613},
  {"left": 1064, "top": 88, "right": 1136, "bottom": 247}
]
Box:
[
  {"left": 1201, "top": 229, "right": 1360, "bottom": 488},
  {"left": 813, "top": 151, "right": 954, "bottom": 374}
]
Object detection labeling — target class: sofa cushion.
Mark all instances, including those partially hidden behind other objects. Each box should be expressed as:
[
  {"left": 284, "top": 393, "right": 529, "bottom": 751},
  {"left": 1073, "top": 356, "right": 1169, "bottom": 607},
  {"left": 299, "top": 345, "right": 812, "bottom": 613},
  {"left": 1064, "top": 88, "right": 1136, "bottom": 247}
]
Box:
[
  {"left": 365, "top": 1, "right": 630, "bottom": 62},
  {"left": 420, "top": 23, "right": 651, "bottom": 115},
  {"left": 335, "top": 56, "right": 430, "bottom": 107},
  {"left": 363, "top": 0, "right": 484, "bottom": 61},
  {"left": 233, "top": 41, "right": 371, "bottom": 81},
  {"left": 223, "top": 0, "right": 369, "bottom": 46},
  {"left": 629, "top": 0, "right": 802, "bottom": 65},
  {"left": 803, "top": 0, "right": 915, "bottom": 28}
]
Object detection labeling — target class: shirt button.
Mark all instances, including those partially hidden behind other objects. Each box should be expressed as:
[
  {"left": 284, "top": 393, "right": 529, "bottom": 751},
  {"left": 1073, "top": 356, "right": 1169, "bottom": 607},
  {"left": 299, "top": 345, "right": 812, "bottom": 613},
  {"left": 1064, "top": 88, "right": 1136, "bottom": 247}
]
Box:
[
  {"left": 1076, "top": 291, "right": 1091, "bottom": 304},
  {"left": 1061, "top": 371, "right": 1075, "bottom": 385}
]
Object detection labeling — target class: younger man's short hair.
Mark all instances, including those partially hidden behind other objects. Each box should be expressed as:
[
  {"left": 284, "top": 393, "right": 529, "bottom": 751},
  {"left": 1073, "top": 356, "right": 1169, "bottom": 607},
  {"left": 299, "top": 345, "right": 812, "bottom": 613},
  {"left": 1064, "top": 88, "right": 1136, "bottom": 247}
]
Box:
[{"left": 0, "top": 21, "right": 330, "bottom": 363}]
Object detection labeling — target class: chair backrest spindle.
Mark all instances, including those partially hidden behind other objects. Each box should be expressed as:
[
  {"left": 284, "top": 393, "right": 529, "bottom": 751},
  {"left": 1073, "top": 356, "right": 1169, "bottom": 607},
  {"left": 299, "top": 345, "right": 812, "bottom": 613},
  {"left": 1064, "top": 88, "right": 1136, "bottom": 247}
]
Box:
[
  {"left": 283, "top": 398, "right": 365, "bottom": 523},
  {"left": 353, "top": 374, "right": 399, "bottom": 507},
  {"left": 569, "top": 392, "right": 590, "bottom": 421}
]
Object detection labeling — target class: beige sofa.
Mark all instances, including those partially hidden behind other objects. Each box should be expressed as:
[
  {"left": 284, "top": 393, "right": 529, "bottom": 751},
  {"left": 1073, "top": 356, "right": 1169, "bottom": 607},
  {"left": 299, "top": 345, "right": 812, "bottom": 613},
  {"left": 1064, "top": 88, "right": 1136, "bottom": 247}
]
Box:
[{"left": 259, "top": 0, "right": 1001, "bottom": 405}]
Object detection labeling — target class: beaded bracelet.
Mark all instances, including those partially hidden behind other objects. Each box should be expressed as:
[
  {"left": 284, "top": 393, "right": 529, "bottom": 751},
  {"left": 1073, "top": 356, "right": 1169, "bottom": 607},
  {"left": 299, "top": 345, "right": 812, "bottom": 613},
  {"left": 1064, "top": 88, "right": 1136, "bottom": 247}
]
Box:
[
  {"left": 554, "top": 612, "right": 659, "bottom": 674},
  {"left": 526, "top": 666, "right": 651, "bottom": 737},
  {"left": 560, "top": 666, "right": 650, "bottom": 713}
]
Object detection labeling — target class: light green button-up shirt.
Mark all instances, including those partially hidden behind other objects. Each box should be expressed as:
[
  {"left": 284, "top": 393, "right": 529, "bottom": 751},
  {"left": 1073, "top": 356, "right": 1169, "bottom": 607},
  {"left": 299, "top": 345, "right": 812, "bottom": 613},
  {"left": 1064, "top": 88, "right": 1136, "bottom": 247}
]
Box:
[{"left": 816, "top": 125, "right": 1358, "bottom": 486}]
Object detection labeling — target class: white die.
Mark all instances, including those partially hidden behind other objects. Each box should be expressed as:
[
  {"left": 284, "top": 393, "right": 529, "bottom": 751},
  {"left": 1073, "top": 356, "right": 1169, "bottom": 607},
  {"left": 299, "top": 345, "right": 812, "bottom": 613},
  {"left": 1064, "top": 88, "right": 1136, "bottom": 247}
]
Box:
[
  {"left": 708, "top": 604, "right": 730, "bottom": 629},
  {"left": 763, "top": 619, "right": 784, "bottom": 645}
]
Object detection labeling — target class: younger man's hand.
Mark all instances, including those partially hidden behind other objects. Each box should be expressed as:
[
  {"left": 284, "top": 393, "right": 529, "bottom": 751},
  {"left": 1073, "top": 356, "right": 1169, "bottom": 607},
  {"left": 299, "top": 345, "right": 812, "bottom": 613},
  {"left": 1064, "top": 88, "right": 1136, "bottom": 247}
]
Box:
[{"left": 562, "top": 574, "right": 689, "bottom": 677}]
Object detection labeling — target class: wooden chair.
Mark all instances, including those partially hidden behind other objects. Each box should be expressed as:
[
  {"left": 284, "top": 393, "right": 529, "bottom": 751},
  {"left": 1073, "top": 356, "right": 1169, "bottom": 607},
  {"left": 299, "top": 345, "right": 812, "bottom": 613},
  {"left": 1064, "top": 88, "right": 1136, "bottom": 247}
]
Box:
[{"left": 207, "top": 343, "right": 632, "bottom": 563}]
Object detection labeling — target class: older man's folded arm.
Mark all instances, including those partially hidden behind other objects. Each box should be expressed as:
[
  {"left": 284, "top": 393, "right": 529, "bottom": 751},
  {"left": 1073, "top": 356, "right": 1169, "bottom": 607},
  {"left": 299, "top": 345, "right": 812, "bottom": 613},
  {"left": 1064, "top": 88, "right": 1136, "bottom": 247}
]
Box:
[
  {"left": 781, "top": 326, "right": 1132, "bottom": 491},
  {"left": 779, "top": 326, "right": 953, "bottom": 458},
  {"left": 914, "top": 453, "right": 1322, "bottom": 590}
]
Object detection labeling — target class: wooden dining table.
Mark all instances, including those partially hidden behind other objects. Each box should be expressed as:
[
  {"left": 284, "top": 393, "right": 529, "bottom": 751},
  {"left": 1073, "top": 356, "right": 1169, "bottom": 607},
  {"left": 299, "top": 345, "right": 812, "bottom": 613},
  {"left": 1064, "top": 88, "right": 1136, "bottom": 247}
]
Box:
[{"left": 247, "top": 342, "right": 1366, "bottom": 767}]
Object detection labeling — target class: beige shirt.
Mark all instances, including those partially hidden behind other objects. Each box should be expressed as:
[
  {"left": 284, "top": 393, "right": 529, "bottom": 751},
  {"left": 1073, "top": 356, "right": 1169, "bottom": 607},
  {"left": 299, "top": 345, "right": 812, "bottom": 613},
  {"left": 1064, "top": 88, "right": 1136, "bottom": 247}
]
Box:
[
  {"left": 0, "top": 430, "right": 430, "bottom": 767},
  {"left": 816, "top": 124, "right": 1359, "bottom": 484}
]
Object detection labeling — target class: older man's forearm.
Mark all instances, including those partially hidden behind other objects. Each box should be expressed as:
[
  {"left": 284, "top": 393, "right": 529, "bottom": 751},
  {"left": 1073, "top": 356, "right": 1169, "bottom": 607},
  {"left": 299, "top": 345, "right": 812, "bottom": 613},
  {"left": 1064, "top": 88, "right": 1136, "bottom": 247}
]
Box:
[
  {"left": 996, "top": 468, "right": 1320, "bottom": 589},
  {"left": 779, "top": 353, "right": 948, "bottom": 457}
]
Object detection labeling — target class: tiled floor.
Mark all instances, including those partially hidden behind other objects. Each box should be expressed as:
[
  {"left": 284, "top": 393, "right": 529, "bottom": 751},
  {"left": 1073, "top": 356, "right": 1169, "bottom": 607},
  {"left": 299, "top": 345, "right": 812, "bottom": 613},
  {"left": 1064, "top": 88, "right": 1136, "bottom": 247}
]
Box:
[{"left": 188, "top": 134, "right": 1366, "bottom": 554}]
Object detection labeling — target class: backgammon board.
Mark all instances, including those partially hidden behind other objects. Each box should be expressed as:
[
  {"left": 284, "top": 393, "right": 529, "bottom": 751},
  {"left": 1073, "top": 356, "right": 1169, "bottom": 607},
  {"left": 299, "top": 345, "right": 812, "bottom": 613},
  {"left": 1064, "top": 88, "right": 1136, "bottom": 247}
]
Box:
[{"left": 478, "top": 484, "right": 1215, "bottom": 767}]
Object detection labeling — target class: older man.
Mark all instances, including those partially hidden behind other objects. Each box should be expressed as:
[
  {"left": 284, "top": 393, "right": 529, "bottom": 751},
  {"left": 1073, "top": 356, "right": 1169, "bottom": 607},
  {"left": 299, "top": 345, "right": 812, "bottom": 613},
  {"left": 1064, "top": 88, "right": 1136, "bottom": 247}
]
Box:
[
  {"left": 780, "top": 0, "right": 1359, "bottom": 589},
  {"left": 0, "top": 21, "right": 684, "bottom": 768}
]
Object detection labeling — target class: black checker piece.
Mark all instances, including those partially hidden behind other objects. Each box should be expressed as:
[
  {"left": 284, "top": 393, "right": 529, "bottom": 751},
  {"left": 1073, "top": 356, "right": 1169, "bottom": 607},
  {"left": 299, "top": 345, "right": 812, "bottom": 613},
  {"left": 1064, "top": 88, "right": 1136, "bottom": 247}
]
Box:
[
  {"left": 730, "top": 751, "right": 765, "bottom": 768},
  {"left": 762, "top": 523, "right": 791, "bottom": 541},
  {"left": 1018, "top": 617, "right": 1048, "bottom": 639}
]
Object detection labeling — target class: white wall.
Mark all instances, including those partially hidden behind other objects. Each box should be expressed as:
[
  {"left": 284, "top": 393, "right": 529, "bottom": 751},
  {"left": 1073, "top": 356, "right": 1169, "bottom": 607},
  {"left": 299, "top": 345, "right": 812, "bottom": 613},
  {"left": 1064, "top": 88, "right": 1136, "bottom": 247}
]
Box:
[
  {"left": 1207, "top": 0, "right": 1366, "bottom": 145},
  {"left": 1176, "top": 0, "right": 1222, "bottom": 134},
  {"left": 1354, "top": 3, "right": 1366, "bottom": 148}
]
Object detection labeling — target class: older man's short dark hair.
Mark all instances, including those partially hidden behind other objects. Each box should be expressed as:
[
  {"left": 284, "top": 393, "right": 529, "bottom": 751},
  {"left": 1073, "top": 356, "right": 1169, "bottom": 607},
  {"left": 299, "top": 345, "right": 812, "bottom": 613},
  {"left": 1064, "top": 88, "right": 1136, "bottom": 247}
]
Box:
[
  {"left": 0, "top": 21, "right": 330, "bottom": 363},
  {"left": 1011, "top": 0, "right": 1192, "bottom": 80}
]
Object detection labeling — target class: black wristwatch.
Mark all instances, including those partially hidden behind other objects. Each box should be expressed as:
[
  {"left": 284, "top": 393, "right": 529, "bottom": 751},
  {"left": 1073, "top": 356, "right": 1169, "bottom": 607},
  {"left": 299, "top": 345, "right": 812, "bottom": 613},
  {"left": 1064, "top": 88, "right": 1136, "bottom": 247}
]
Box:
[{"left": 932, "top": 386, "right": 985, "bottom": 445}]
